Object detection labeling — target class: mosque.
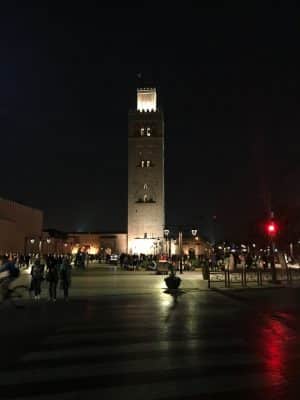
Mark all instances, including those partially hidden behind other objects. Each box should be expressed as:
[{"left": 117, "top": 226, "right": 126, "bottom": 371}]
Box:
[{"left": 0, "top": 85, "right": 209, "bottom": 257}]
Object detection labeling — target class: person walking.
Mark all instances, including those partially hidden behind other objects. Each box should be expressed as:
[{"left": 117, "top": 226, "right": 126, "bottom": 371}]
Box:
[
  {"left": 30, "top": 259, "right": 43, "bottom": 300},
  {"left": 228, "top": 253, "right": 235, "bottom": 271},
  {"left": 59, "top": 257, "right": 72, "bottom": 301},
  {"left": 46, "top": 263, "right": 59, "bottom": 302}
]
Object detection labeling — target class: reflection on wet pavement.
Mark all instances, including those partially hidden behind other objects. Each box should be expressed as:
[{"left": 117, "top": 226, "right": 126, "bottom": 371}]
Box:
[{"left": 1, "top": 272, "right": 300, "bottom": 399}]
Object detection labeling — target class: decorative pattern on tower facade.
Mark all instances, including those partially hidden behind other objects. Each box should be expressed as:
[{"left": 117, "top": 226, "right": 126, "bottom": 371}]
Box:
[{"left": 128, "top": 87, "right": 165, "bottom": 254}]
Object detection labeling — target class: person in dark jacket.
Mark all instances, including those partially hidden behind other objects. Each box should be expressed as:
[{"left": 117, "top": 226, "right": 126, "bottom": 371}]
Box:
[
  {"left": 30, "top": 259, "right": 43, "bottom": 300},
  {"left": 46, "top": 264, "right": 59, "bottom": 302},
  {"left": 59, "top": 257, "right": 72, "bottom": 301}
]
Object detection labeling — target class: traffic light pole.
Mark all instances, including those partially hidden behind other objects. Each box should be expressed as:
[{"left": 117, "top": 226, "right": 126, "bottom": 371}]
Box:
[
  {"left": 267, "top": 212, "right": 280, "bottom": 284},
  {"left": 270, "top": 239, "right": 277, "bottom": 283}
]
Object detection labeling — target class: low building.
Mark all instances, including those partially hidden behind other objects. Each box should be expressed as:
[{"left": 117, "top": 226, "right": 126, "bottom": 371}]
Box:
[
  {"left": 42, "top": 230, "right": 127, "bottom": 255},
  {"left": 0, "top": 198, "right": 43, "bottom": 254},
  {"left": 42, "top": 229, "right": 210, "bottom": 257}
]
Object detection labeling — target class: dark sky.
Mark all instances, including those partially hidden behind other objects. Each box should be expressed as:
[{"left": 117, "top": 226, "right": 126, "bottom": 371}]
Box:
[{"left": 1, "top": 4, "right": 299, "bottom": 242}]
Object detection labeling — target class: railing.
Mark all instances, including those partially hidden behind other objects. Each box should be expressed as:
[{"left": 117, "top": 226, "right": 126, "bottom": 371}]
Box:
[{"left": 208, "top": 266, "right": 300, "bottom": 288}]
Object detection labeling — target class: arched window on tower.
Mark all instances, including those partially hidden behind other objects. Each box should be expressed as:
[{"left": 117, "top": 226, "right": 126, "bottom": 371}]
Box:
[
  {"left": 137, "top": 160, "right": 154, "bottom": 168},
  {"left": 138, "top": 127, "right": 152, "bottom": 137}
]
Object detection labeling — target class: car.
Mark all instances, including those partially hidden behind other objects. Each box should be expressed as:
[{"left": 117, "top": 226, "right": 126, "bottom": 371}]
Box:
[{"left": 109, "top": 254, "right": 119, "bottom": 265}]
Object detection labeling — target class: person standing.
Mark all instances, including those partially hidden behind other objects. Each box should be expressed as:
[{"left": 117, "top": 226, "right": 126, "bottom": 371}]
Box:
[
  {"left": 46, "top": 263, "right": 59, "bottom": 302},
  {"left": 60, "top": 257, "right": 72, "bottom": 301},
  {"left": 227, "top": 253, "right": 235, "bottom": 271},
  {"left": 30, "top": 259, "right": 43, "bottom": 300}
]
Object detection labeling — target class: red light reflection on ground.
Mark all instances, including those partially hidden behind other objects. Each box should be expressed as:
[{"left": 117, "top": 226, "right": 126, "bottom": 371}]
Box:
[{"left": 261, "top": 314, "right": 296, "bottom": 387}]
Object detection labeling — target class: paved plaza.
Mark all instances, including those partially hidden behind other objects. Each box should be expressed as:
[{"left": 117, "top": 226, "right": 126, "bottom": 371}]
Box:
[{"left": 1, "top": 264, "right": 300, "bottom": 399}]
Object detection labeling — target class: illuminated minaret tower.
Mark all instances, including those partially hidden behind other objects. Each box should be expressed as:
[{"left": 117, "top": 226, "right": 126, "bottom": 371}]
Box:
[{"left": 127, "top": 87, "right": 165, "bottom": 254}]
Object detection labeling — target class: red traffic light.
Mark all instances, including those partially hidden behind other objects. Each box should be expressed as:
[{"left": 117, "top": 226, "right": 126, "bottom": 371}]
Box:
[{"left": 266, "top": 221, "right": 278, "bottom": 236}]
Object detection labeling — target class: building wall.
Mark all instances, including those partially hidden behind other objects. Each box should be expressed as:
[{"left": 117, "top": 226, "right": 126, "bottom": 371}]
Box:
[
  {"left": 182, "top": 239, "right": 210, "bottom": 256},
  {"left": 42, "top": 232, "right": 128, "bottom": 255},
  {"left": 128, "top": 88, "right": 165, "bottom": 254},
  {"left": 100, "top": 233, "right": 127, "bottom": 254},
  {"left": 0, "top": 198, "right": 43, "bottom": 253},
  {"left": 169, "top": 237, "right": 211, "bottom": 257}
]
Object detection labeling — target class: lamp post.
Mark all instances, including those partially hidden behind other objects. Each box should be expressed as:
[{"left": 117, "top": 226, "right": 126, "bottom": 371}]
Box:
[
  {"left": 191, "top": 229, "right": 198, "bottom": 259},
  {"left": 30, "top": 238, "right": 35, "bottom": 255},
  {"left": 179, "top": 229, "right": 197, "bottom": 273},
  {"left": 178, "top": 231, "right": 183, "bottom": 274},
  {"left": 165, "top": 226, "right": 200, "bottom": 273},
  {"left": 46, "top": 238, "right": 51, "bottom": 255},
  {"left": 164, "top": 229, "right": 170, "bottom": 259}
]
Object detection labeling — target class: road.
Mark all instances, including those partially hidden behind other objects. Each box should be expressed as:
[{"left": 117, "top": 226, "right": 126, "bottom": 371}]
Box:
[{"left": 1, "top": 264, "right": 300, "bottom": 399}]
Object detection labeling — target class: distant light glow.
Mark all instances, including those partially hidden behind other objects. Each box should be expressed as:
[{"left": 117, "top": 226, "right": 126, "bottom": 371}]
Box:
[
  {"left": 72, "top": 245, "right": 79, "bottom": 255},
  {"left": 88, "top": 246, "right": 99, "bottom": 255},
  {"left": 130, "top": 238, "right": 159, "bottom": 255}
]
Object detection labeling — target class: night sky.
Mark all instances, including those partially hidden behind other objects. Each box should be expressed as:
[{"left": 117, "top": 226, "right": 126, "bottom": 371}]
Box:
[{"left": 1, "top": 4, "right": 299, "bottom": 242}]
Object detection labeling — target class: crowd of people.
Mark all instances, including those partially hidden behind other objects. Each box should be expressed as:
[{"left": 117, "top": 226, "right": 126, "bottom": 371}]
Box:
[
  {"left": 206, "top": 250, "right": 291, "bottom": 271},
  {"left": 0, "top": 249, "right": 292, "bottom": 302},
  {"left": 0, "top": 254, "right": 72, "bottom": 302}
]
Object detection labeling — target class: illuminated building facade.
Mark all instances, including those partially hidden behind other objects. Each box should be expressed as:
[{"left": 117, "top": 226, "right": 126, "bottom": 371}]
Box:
[
  {"left": 42, "top": 231, "right": 127, "bottom": 256},
  {"left": 128, "top": 87, "right": 165, "bottom": 254}
]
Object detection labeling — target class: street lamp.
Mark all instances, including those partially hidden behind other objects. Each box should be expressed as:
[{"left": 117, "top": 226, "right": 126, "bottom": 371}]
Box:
[
  {"left": 178, "top": 228, "right": 199, "bottom": 274},
  {"left": 191, "top": 229, "right": 198, "bottom": 259},
  {"left": 164, "top": 229, "right": 170, "bottom": 258}
]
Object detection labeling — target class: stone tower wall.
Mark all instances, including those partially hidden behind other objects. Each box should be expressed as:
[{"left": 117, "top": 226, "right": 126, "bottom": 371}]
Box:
[{"left": 128, "top": 106, "right": 165, "bottom": 254}]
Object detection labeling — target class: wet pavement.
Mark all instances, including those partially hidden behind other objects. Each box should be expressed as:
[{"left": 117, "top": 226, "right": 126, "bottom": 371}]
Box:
[{"left": 1, "top": 266, "right": 300, "bottom": 399}]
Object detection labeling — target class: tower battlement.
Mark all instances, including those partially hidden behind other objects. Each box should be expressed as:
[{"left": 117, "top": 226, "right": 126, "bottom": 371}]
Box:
[{"left": 137, "top": 87, "right": 157, "bottom": 112}]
